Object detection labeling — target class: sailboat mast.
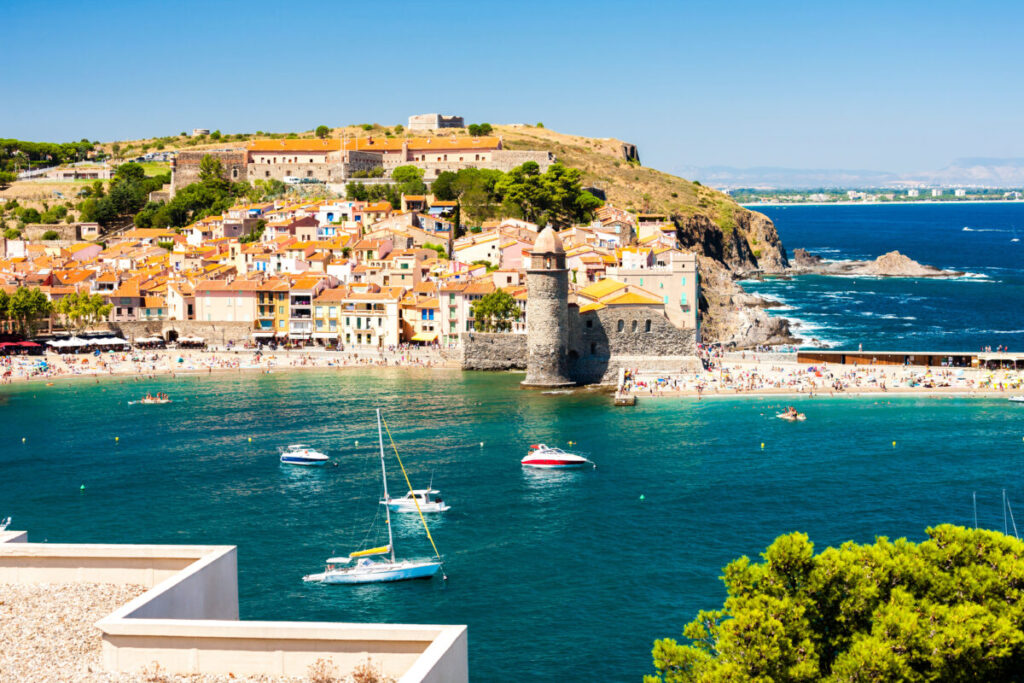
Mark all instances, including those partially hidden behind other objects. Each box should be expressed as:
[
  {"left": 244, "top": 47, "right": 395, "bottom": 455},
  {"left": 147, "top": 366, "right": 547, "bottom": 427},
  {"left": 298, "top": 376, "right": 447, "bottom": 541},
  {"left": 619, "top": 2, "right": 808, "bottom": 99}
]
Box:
[{"left": 377, "top": 409, "right": 396, "bottom": 563}]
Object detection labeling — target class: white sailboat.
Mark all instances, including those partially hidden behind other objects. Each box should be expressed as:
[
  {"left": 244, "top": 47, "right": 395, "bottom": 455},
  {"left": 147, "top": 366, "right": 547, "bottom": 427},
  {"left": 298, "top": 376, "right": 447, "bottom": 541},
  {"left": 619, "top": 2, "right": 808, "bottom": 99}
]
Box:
[{"left": 303, "top": 409, "right": 444, "bottom": 585}]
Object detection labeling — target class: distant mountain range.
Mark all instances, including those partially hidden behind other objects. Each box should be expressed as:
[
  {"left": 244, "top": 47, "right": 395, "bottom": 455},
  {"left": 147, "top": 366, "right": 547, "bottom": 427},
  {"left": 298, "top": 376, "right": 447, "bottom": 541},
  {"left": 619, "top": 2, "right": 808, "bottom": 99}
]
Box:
[{"left": 681, "top": 158, "right": 1024, "bottom": 190}]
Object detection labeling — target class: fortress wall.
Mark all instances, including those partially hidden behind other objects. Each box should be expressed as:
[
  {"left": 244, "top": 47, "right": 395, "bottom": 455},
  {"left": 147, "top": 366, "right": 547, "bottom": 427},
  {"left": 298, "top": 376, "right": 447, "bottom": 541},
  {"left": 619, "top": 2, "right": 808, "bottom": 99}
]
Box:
[
  {"left": 245, "top": 162, "right": 342, "bottom": 183},
  {"left": 567, "top": 306, "right": 697, "bottom": 385}
]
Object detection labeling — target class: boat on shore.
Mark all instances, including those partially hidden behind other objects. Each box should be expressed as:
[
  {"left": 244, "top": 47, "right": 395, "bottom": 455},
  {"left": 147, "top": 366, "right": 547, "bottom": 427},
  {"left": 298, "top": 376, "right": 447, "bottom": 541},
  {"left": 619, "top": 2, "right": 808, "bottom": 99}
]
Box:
[
  {"left": 279, "top": 444, "right": 329, "bottom": 466},
  {"left": 521, "top": 444, "right": 594, "bottom": 469},
  {"left": 303, "top": 410, "right": 444, "bottom": 585}
]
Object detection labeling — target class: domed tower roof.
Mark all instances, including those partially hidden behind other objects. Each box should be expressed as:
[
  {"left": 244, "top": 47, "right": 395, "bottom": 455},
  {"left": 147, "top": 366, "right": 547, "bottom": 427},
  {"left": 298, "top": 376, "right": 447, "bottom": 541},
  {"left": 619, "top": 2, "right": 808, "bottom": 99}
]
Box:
[{"left": 533, "top": 227, "right": 564, "bottom": 254}]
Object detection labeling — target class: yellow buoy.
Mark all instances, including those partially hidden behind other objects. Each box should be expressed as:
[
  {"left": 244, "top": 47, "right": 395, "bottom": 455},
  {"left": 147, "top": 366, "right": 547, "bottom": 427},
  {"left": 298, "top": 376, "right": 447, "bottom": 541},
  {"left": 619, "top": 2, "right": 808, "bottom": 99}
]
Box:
[
  {"left": 892, "top": 441, "right": 896, "bottom": 447},
  {"left": 22, "top": 437, "right": 26, "bottom": 443},
  {"left": 760, "top": 442, "right": 765, "bottom": 449},
  {"left": 248, "top": 437, "right": 252, "bottom": 442},
  {"left": 115, "top": 436, "right": 119, "bottom": 442}
]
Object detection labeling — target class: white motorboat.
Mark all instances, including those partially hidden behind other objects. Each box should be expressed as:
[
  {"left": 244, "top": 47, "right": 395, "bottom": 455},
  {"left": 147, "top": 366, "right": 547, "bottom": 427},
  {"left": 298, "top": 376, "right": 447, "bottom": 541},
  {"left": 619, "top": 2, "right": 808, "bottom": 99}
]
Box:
[
  {"left": 280, "top": 444, "right": 329, "bottom": 467},
  {"left": 303, "top": 410, "right": 444, "bottom": 585},
  {"left": 382, "top": 488, "right": 450, "bottom": 513},
  {"left": 1010, "top": 396, "right": 1024, "bottom": 403},
  {"left": 521, "top": 443, "right": 594, "bottom": 469}
]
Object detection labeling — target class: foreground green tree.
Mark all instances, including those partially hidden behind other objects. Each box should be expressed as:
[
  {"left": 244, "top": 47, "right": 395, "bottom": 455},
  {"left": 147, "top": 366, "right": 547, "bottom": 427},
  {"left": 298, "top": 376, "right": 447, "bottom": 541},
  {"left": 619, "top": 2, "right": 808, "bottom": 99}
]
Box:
[
  {"left": 470, "top": 290, "right": 520, "bottom": 332},
  {"left": 6, "top": 286, "right": 53, "bottom": 336},
  {"left": 54, "top": 291, "right": 112, "bottom": 332},
  {"left": 645, "top": 525, "right": 1024, "bottom": 683}
]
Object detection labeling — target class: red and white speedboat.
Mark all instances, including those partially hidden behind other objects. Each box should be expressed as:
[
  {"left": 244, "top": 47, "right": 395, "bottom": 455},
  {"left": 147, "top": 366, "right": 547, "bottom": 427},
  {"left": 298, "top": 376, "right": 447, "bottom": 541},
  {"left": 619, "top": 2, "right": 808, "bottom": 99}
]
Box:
[{"left": 521, "top": 444, "right": 594, "bottom": 469}]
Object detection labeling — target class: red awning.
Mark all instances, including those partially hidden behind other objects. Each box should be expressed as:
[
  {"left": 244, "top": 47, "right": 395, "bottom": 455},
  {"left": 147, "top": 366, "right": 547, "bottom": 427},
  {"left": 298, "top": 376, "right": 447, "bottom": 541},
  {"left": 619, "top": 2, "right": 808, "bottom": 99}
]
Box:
[{"left": 18, "top": 341, "right": 40, "bottom": 347}]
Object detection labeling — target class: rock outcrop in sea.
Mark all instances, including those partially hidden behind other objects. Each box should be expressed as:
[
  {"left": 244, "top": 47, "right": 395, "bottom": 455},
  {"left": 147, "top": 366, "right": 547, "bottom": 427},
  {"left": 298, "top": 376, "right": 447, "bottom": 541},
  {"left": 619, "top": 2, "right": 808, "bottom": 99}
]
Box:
[{"left": 789, "top": 249, "right": 964, "bottom": 278}]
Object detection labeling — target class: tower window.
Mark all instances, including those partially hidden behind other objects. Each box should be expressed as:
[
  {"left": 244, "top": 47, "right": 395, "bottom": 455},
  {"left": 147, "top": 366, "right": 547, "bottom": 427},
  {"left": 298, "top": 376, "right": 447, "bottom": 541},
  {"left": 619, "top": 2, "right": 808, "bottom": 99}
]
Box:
[
  {"left": 590, "top": 342, "right": 596, "bottom": 354},
  {"left": 645, "top": 319, "right": 652, "bottom": 332},
  {"left": 631, "top": 320, "right": 638, "bottom": 332},
  {"left": 617, "top": 320, "right": 624, "bottom": 332},
  {"left": 586, "top": 319, "right": 593, "bottom": 328}
]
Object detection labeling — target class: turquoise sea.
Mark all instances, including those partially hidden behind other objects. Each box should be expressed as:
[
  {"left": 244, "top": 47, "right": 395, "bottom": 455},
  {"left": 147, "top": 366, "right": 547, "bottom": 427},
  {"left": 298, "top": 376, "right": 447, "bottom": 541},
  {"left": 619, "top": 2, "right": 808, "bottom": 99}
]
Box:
[
  {"left": 2, "top": 369, "right": 1023, "bottom": 681},
  {"left": 742, "top": 203, "right": 1024, "bottom": 351}
]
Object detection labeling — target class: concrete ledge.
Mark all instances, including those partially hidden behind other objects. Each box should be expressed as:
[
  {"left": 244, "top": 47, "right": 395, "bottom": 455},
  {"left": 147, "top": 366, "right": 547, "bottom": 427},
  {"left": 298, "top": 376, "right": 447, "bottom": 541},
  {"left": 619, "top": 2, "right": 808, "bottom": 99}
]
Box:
[{"left": 0, "top": 533, "right": 467, "bottom": 682}]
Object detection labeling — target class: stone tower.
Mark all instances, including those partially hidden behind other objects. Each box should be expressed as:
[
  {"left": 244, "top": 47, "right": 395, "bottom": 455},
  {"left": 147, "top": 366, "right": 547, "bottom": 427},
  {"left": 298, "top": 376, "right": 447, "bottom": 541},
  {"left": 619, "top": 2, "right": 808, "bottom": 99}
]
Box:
[{"left": 522, "top": 227, "right": 574, "bottom": 387}]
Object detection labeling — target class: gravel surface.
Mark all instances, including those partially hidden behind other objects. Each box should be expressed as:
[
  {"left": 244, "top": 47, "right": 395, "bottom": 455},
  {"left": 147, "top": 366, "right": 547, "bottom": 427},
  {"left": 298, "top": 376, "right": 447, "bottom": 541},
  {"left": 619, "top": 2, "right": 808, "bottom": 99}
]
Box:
[{"left": 0, "top": 583, "right": 332, "bottom": 682}]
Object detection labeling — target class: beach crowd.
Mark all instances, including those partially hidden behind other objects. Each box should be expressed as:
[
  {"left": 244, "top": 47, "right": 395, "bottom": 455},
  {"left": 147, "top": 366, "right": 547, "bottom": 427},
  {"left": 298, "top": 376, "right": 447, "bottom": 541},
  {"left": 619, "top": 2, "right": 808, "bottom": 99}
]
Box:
[{"left": 0, "top": 346, "right": 455, "bottom": 384}]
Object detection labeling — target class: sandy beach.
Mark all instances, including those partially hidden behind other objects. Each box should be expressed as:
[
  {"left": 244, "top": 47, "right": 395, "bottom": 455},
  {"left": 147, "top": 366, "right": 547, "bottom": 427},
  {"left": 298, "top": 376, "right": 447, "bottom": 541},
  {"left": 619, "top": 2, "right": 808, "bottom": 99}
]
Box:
[{"left": 620, "top": 355, "right": 1023, "bottom": 400}]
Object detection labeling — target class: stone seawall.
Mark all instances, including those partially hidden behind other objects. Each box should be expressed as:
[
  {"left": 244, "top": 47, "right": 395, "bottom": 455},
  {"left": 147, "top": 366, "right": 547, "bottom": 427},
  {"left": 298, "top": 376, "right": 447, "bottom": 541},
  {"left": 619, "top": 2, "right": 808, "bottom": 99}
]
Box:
[
  {"left": 461, "top": 333, "right": 527, "bottom": 371},
  {"left": 102, "top": 321, "right": 255, "bottom": 347}
]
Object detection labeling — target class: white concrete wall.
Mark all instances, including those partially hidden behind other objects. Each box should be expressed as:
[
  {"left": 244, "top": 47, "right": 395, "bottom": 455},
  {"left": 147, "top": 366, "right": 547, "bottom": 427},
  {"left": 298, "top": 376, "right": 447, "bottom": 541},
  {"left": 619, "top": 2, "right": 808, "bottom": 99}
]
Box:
[{"left": 0, "top": 533, "right": 468, "bottom": 682}]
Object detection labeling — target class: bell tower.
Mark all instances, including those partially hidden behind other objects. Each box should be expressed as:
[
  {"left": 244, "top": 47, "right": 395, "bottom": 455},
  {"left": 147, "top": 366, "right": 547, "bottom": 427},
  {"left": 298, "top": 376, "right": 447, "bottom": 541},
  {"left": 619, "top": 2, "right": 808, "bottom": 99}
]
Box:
[{"left": 522, "top": 227, "right": 573, "bottom": 387}]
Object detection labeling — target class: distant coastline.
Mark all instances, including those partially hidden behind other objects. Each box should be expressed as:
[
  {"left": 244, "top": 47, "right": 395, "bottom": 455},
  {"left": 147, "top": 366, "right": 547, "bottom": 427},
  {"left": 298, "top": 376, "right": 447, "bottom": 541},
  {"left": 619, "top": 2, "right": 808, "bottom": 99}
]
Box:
[{"left": 743, "top": 199, "right": 1024, "bottom": 208}]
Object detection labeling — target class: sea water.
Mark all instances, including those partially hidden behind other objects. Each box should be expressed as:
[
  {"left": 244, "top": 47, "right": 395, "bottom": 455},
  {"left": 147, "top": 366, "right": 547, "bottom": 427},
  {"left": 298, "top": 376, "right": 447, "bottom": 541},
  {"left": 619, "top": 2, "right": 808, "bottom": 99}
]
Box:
[
  {"left": 2, "top": 370, "right": 1023, "bottom": 681},
  {"left": 741, "top": 203, "right": 1024, "bottom": 350}
]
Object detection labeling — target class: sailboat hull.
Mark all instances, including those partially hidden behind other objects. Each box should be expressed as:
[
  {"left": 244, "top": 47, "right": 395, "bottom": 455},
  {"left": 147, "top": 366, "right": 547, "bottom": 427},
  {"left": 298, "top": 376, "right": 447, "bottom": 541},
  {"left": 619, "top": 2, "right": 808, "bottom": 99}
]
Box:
[{"left": 317, "top": 560, "right": 442, "bottom": 584}]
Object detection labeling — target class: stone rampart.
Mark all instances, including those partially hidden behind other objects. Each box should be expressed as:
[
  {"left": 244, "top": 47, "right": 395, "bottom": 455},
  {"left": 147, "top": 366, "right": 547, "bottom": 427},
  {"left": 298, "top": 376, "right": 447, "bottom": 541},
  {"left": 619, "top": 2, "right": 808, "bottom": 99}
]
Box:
[
  {"left": 23, "top": 223, "right": 77, "bottom": 241},
  {"left": 384, "top": 150, "right": 554, "bottom": 180},
  {"left": 489, "top": 150, "right": 555, "bottom": 172},
  {"left": 172, "top": 150, "right": 248, "bottom": 194},
  {"left": 461, "top": 332, "right": 527, "bottom": 371}
]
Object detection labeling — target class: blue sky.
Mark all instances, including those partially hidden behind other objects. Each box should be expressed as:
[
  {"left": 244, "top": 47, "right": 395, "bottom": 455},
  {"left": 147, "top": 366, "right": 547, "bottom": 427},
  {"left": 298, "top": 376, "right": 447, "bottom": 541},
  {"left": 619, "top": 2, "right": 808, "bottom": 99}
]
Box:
[{"left": 3, "top": 0, "right": 1021, "bottom": 175}]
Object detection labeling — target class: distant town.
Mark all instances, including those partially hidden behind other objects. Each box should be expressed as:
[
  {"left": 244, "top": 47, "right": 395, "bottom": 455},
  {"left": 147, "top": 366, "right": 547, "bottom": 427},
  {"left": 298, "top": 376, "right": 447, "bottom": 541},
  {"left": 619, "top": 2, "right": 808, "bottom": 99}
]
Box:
[{"left": 730, "top": 187, "right": 1024, "bottom": 205}]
